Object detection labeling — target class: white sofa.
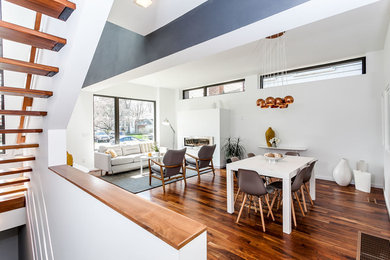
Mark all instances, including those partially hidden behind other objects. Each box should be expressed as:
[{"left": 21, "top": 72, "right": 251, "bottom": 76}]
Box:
[{"left": 94, "top": 142, "right": 154, "bottom": 175}]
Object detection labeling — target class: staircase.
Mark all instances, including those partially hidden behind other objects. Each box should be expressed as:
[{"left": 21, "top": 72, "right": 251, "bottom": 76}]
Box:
[{"left": 0, "top": 0, "right": 75, "bottom": 216}]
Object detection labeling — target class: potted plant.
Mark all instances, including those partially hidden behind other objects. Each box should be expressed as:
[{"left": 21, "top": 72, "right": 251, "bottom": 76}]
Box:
[
  {"left": 152, "top": 143, "right": 160, "bottom": 156},
  {"left": 222, "top": 137, "right": 246, "bottom": 163}
]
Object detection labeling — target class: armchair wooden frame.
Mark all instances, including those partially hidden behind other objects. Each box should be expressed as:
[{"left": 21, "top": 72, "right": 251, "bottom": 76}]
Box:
[
  {"left": 148, "top": 159, "right": 186, "bottom": 193},
  {"left": 185, "top": 153, "right": 215, "bottom": 178}
]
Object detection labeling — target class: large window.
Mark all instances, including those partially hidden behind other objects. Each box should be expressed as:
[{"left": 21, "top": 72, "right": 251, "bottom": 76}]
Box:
[
  {"left": 260, "top": 57, "right": 366, "bottom": 89},
  {"left": 183, "top": 79, "right": 244, "bottom": 100},
  {"left": 93, "top": 95, "right": 155, "bottom": 150}
]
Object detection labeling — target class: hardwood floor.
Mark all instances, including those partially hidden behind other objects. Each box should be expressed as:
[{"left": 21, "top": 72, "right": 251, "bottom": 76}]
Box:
[{"left": 138, "top": 169, "right": 390, "bottom": 259}]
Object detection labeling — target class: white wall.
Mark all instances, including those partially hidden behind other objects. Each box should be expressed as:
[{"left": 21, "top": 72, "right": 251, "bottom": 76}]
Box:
[
  {"left": 66, "top": 83, "right": 176, "bottom": 170},
  {"left": 177, "top": 51, "right": 384, "bottom": 187},
  {"left": 383, "top": 19, "right": 390, "bottom": 214}
]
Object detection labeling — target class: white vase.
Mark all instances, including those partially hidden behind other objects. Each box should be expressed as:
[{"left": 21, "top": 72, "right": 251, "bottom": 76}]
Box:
[{"left": 333, "top": 158, "right": 352, "bottom": 186}]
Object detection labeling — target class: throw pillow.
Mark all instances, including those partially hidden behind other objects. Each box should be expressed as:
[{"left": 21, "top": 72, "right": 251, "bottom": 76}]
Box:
[{"left": 105, "top": 149, "right": 117, "bottom": 158}]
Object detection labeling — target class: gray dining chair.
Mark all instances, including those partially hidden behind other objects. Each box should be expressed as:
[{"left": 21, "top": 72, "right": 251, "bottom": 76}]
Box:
[
  {"left": 301, "top": 160, "right": 317, "bottom": 212},
  {"left": 235, "top": 169, "right": 275, "bottom": 232},
  {"left": 185, "top": 144, "right": 216, "bottom": 178},
  {"left": 149, "top": 148, "right": 187, "bottom": 193},
  {"left": 247, "top": 153, "right": 256, "bottom": 158},
  {"left": 285, "top": 151, "right": 300, "bottom": 156},
  {"left": 267, "top": 166, "right": 308, "bottom": 227},
  {"left": 230, "top": 157, "right": 241, "bottom": 203}
]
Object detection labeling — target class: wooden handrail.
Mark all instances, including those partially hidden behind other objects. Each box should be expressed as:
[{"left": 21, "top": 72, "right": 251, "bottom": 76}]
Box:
[{"left": 49, "top": 165, "right": 207, "bottom": 249}]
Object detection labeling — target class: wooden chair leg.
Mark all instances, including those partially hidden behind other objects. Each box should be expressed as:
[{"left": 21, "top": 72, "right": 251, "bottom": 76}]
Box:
[
  {"left": 268, "top": 191, "right": 278, "bottom": 218},
  {"left": 304, "top": 183, "right": 314, "bottom": 206},
  {"left": 265, "top": 195, "right": 275, "bottom": 221},
  {"left": 277, "top": 191, "right": 282, "bottom": 210},
  {"left": 291, "top": 196, "right": 297, "bottom": 227},
  {"left": 195, "top": 160, "right": 201, "bottom": 178},
  {"left": 258, "top": 197, "right": 266, "bottom": 232},
  {"left": 160, "top": 170, "right": 166, "bottom": 193},
  {"left": 210, "top": 160, "right": 215, "bottom": 176},
  {"left": 295, "top": 192, "right": 305, "bottom": 216},
  {"left": 301, "top": 186, "right": 307, "bottom": 213},
  {"left": 148, "top": 159, "right": 152, "bottom": 185},
  {"left": 253, "top": 197, "right": 258, "bottom": 213},
  {"left": 247, "top": 195, "right": 252, "bottom": 214},
  {"left": 182, "top": 165, "right": 187, "bottom": 186},
  {"left": 236, "top": 194, "right": 247, "bottom": 224},
  {"left": 234, "top": 188, "right": 241, "bottom": 204}
]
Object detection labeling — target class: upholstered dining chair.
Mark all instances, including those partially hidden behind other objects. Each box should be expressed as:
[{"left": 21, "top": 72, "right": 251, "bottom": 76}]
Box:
[
  {"left": 235, "top": 169, "right": 275, "bottom": 232},
  {"left": 247, "top": 153, "right": 256, "bottom": 158},
  {"left": 301, "top": 160, "right": 317, "bottom": 212},
  {"left": 267, "top": 166, "right": 308, "bottom": 227},
  {"left": 285, "top": 151, "right": 300, "bottom": 156},
  {"left": 230, "top": 157, "right": 242, "bottom": 203},
  {"left": 149, "top": 148, "right": 187, "bottom": 193},
  {"left": 185, "top": 144, "right": 216, "bottom": 178}
]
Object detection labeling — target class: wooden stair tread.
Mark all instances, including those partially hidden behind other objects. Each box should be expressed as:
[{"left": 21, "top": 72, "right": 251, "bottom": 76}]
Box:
[
  {"left": 0, "top": 143, "right": 39, "bottom": 150},
  {"left": 5, "top": 0, "right": 76, "bottom": 21},
  {"left": 0, "top": 86, "right": 53, "bottom": 98},
  {"left": 0, "top": 177, "right": 30, "bottom": 187},
  {"left": 0, "top": 167, "right": 32, "bottom": 176},
  {"left": 0, "top": 129, "right": 43, "bottom": 134},
  {"left": 0, "top": 185, "right": 27, "bottom": 196},
  {"left": 0, "top": 155, "right": 35, "bottom": 164},
  {"left": 0, "top": 193, "right": 25, "bottom": 213},
  {"left": 0, "top": 57, "right": 58, "bottom": 77},
  {"left": 0, "top": 110, "right": 47, "bottom": 116},
  {"left": 0, "top": 20, "right": 66, "bottom": 51}
]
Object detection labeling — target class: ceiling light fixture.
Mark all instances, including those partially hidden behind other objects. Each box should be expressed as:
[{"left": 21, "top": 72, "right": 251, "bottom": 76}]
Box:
[{"left": 134, "top": 0, "right": 153, "bottom": 8}]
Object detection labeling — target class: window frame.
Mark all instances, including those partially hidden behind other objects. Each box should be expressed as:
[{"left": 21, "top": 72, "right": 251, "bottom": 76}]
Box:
[
  {"left": 182, "top": 79, "right": 245, "bottom": 100},
  {"left": 93, "top": 94, "right": 156, "bottom": 147},
  {"left": 259, "top": 57, "right": 366, "bottom": 89}
]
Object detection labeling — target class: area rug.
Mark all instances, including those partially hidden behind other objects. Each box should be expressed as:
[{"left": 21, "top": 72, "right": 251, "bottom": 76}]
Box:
[{"left": 100, "top": 168, "right": 210, "bottom": 193}]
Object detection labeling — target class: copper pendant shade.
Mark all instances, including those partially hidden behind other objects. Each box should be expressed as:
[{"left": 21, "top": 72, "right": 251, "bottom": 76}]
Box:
[{"left": 256, "top": 96, "right": 294, "bottom": 109}]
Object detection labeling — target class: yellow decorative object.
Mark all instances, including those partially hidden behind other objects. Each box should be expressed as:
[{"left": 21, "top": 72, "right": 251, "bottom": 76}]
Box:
[
  {"left": 105, "top": 149, "right": 118, "bottom": 158},
  {"left": 66, "top": 152, "right": 73, "bottom": 167},
  {"left": 265, "top": 127, "right": 275, "bottom": 147}
]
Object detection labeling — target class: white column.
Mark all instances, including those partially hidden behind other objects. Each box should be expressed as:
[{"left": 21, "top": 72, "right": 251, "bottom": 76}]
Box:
[
  {"left": 226, "top": 166, "right": 234, "bottom": 214},
  {"left": 282, "top": 175, "right": 292, "bottom": 234}
]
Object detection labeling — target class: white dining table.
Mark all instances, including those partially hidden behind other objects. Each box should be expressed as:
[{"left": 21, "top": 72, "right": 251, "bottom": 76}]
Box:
[{"left": 226, "top": 155, "right": 316, "bottom": 234}]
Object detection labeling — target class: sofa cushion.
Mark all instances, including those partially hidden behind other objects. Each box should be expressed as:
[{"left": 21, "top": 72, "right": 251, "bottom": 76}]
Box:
[
  {"left": 122, "top": 144, "right": 141, "bottom": 156},
  {"left": 126, "top": 154, "right": 141, "bottom": 163},
  {"left": 139, "top": 142, "right": 153, "bottom": 153},
  {"left": 111, "top": 155, "right": 134, "bottom": 166}
]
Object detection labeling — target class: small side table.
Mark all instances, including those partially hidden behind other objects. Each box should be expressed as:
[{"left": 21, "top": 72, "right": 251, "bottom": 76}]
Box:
[{"left": 140, "top": 154, "right": 163, "bottom": 176}]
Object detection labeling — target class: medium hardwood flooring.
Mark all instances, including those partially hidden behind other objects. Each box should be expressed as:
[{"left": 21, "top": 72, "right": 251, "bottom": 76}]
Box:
[{"left": 138, "top": 169, "right": 390, "bottom": 259}]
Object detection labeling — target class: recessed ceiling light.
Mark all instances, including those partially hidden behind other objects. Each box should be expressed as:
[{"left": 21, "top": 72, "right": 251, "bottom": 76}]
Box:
[{"left": 134, "top": 0, "right": 153, "bottom": 8}]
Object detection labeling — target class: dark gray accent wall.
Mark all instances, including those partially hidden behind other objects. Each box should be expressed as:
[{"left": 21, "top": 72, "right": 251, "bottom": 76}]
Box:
[{"left": 83, "top": 0, "right": 309, "bottom": 87}]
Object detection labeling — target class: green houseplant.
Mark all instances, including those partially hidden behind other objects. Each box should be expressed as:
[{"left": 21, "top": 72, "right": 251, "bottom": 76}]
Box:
[{"left": 222, "top": 137, "right": 246, "bottom": 162}]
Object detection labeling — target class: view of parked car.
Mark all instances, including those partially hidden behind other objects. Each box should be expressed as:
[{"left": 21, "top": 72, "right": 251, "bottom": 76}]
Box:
[{"left": 94, "top": 131, "right": 110, "bottom": 143}]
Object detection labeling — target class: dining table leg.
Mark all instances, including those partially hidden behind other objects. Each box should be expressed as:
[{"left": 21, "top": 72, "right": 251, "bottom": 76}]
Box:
[
  {"left": 310, "top": 167, "right": 316, "bottom": 201},
  {"left": 282, "top": 175, "right": 292, "bottom": 234},
  {"left": 226, "top": 166, "right": 234, "bottom": 214}
]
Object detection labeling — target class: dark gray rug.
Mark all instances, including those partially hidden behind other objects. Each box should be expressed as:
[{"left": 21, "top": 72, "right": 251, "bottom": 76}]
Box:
[{"left": 100, "top": 168, "right": 209, "bottom": 193}]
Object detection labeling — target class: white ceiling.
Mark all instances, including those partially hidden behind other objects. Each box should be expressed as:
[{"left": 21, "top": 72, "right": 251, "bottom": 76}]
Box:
[
  {"left": 129, "top": 0, "right": 390, "bottom": 89},
  {"left": 107, "top": 0, "right": 207, "bottom": 36}
]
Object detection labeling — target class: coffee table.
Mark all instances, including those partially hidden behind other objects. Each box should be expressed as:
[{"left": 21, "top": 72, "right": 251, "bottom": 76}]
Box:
[{"left": 140, "top": 154, "right": 163, "bottom": 176}]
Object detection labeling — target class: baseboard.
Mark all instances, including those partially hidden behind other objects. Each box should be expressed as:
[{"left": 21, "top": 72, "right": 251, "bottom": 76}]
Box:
[{"left": 315, "top": 175, "right": 383, "bottom": 189}]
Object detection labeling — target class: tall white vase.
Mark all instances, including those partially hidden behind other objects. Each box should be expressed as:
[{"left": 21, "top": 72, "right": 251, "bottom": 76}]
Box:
[{"left": 333, "top": 158, "right": 352, "bottom": 186}]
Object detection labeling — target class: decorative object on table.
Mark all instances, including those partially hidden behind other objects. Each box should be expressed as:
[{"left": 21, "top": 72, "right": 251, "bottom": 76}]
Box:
[
  {"left": 66, "top": 151, "right": 73, "bottom": 166},
  {"left": 222, "top": 137, "right": 246, "bottom": 162},
  {"left": 152, "top": 142, "right": 160, "bottom": 156},
  {"left": 162, "top": 118, "right": 176, "bottom": 149},
  {"left": 353, "top": 170, "right": 371, "bottom": 193},
  {"left": 265, "top": 127, "right": 275, "bottom": 147},
  {"left": 269, "top": 137, "right": 280, "bottom": 147},
  {"left": 356, "top": 160, "right": 368, "bottom": 172},
  {"left": 333, "top": 158, "right": 352, "bottom": 186},
  {"left": 264, "top": 152, "right": 284, "bottom": 163},
  {"left": 255, "top": 32, "right": 294, "bottom": 109}
]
